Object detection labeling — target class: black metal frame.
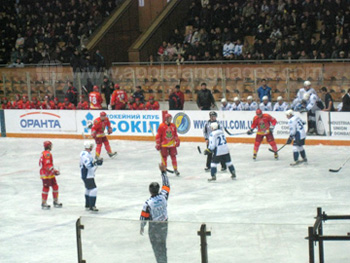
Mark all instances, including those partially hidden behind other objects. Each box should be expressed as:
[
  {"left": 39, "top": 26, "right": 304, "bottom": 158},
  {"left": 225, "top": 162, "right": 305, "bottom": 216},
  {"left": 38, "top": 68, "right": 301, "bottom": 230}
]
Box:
[
  {"left": 76, "top": 218, "right": 86, "bottom": 263},
  {"left": 306, "top": 207, "right": 350, "bottom": 263}
]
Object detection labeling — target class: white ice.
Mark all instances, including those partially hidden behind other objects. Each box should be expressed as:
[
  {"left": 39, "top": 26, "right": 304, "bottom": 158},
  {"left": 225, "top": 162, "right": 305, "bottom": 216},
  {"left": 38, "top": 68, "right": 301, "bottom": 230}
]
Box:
[{"left": 0, "top": 138, "right": 349, "bottom": 263}]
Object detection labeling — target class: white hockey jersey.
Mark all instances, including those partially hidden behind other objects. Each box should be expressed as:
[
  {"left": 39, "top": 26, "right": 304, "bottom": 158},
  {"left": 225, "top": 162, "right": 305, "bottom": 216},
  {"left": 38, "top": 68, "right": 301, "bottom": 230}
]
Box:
[
  {"left": 288, "top": 115, "right": 306, "bottom": 140},
  {"left": 230, "top": 102, "right": 244, "bottom": 111},
  {"left": 220, "top": 103, "right": 232, "bottom": 111},
  {"left": 208, "top": 129, "right": 229, "bottom": 156},
  {"left": 297, "top": 87, "right": 318, "bottom": 101},
  {"left": 259, "top": 102, "right": 272, "bottom": 111},
  {"left": 306, "top": 93, "right": 320, "bottom": 111},
  {"left": 244, "top": 101, "right": 258, "bottom": 111},
  {"left": 80, "top": 150, "right": 97, "bottom": 179},
  {"left": 273, "top": 102, "right": 289, "bottom": 111}
]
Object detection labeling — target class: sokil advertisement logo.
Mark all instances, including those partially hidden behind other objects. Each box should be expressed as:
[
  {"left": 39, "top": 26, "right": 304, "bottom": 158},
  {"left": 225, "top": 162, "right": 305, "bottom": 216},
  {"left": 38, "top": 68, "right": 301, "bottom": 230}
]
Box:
[
  {"left": 19, "top": 112, "right": 61, "bottom": 130},
  {"left": 174, "top": 112, "right": 191, "bottom": 134}
]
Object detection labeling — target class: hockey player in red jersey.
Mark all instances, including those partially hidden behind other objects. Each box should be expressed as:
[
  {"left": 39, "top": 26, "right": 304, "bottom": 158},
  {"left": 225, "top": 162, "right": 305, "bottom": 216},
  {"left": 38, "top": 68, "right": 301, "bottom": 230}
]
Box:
[
  {"left": 41, "top": 95, "right": 55, "bottom": 109},
  {"left": 89, "top": 85, "right": 103, "bottom": 110},
  {"left": 1, "top": 97, "right": 12, "bottom": 109},
  {"left": 77, "top": 95, "right": 89, "bottom": 110},
  {"left": 12, "top": 94, "right": 23, "bottom": 109},
  {"left": 145, "top": 96, "right": 160, "bottom": 110},
  {"left": 30, "top": 96, "right": 42, "bottom": 109},
  {"left": 21, "top": 95, "right": 31, "bottom": 109},
  {"left": 39, "top": 141, "right": 62, "bottom": 209},
  {"left": 91, "top": 111, "right": 117, "bottom": 159},
  {"left": 126, "top": 97, "right": 135, "bottom": 110},
  {"left": 132, "top": 98, "right": 145, "bottom": 110},
  {"left": 110, "top": 84, "right": 128, "bottom": 110},
  {"left": 61, "top": 98, "right": 76, "bottom": 110},
  {"left": 247, "top": 109, "right": 278, "bottom": 160},
  {"left": 155, "top": 113, "right": 180, "bottom": 176}
]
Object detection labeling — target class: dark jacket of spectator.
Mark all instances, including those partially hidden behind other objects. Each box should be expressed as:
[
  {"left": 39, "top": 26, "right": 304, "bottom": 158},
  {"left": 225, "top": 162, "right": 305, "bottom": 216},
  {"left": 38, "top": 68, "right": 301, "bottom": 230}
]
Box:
[
  {"left": 342, "top": 89, "right": 350, "bottom": 111},
  {"left": 65, "top": 82, "right": 78, "bottom": 106},
  {"left": 101, "top": 77, "right": 114, "bottom": 107},
  {"left": 197, "top": 84, "right": 215, "bottom": 110},
  {"left": 169, "top": 91, "right": 181, "bottom": 110},
  {"left": 133, "top": 86, "right": 145, "bottom": 103},
  {"left": 257, "top": 80, "right": 272, "bottom": 102},
  {"left": 174, "top": 85, "right": 185, "bottom": 110}
]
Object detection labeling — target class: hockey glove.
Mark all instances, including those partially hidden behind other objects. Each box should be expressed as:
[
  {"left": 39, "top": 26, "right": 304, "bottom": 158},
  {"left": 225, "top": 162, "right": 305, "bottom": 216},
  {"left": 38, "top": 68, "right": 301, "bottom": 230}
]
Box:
[
  {"left": 286, "top": 136, "right": 293, "bottom": 145},
  {"left": 247, "top": 129, "right": 253, "bottom": 135},
  {"left": 175, "top": 139, "right": 180, "bottom": 147},
  {"left": 54, "top": 169, "right": 60, "bottom": 175},
  {"left": 155, "top": 144, "right": 161, "bottom": 151},
  {"left": 91, "top": 131, "right": 97, "bottom": 139},
  {"left": 107, "top": 127, "right": 113, "bottom": 135},
  {"left": 204, "top": 148, "right": 212, "bottom": 155},
  {"left": 269, "top": 126, "right": 275, "bottom": 134},
  {"left": 93, "top": 158, "right": 104, "bottom": 166},
  {"left": 87, "top": 121, "right": 93, "bottom": 129}
]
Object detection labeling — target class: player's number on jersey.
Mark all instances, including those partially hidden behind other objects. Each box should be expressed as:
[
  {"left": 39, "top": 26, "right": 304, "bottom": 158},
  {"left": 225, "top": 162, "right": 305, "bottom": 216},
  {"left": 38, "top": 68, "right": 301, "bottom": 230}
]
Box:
[
  {"left": 297, "top": 120, "right": 303, "bottom": 130},
  {"left": 217, "top": 135, "right": 227, "bottom": 146},
  {"left": 90, "top": 96, "right": 97, "bottom": 104}
]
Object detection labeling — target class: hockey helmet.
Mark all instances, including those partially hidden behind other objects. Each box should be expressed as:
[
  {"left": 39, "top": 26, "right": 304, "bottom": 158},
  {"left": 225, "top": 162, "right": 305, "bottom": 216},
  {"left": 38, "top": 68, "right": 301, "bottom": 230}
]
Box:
[
  {"left": 32, "top": 96, "right": 37, "bottom": 101},
  {"left": 149, "top": 95, "right": 154, "bottom": 100},
  {"left": 221, "top": 98, "right": 227, "bottom": 103},
  {"left": 64, "top": 98, "right": 69, "bottom": 102},
  {"left": 114, "top": 84, "right": 120, "bottom": 89},
  {"left": 233, "top": 97, "right": 239, "bottom": 102},
  {"left": 209, "top": 111, "right": 217, "bottom": 117},
  {"left": 262, "top": 95, "right": 268, "bottom": 101},
  {"left": 93, "top": 85, "right": 99, "bottom": 92},
  {"left": 149, "top": 182, "right": 160, "bottom": 195},
  {"left": 165, "top": 113, "right": 172, "bottom": 120},
  {"left": 210, "top": 122, "right": 219, "bottom": 131},
  {"left": 304, "top": 80, "right": 311, "bottom": 87},
  {"left": 247, "top": 96, "right": 253, "bottom": 101},
  {"left": 303, "top": 92, "right": 310, "bottom": 101},
  {"left": 256, "top": 109, "right": 263, "bottom": 115},
  {"left": 277, "top": 96, "right": 283, "bottom": 101},
  {"left": 100, "top": 111, "right": 107, "bottom": 117},
  {"left": 84, "top": 141, "right": 94, "bottom": 150},
  {"left": 43, "top": 141, "right": 52, "bottom": 149},
  {"left": 285, "top": 109, "right": 294, "bottom": 117}
]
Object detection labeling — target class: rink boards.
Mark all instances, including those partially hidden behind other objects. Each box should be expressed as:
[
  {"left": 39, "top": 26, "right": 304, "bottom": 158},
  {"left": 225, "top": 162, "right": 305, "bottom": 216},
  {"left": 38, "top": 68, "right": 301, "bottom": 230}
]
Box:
[{"left": 0, "top": 109, "right": 349, "bottom": 145}]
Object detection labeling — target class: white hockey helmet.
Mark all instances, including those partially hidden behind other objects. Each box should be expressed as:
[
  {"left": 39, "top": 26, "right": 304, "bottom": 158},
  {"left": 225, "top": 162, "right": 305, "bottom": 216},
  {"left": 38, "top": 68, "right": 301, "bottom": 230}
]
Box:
[
  {"left": 285, "top": 109, "right": 294, "bottom": 117},
  {"left": 221, "top": 98, "right": 227, "bottom": 103},
  {"left": 233, "top": 96, "right": 239, "bottom": 102},
  {"left": 247, "top": 95, "right": 253, "bottom": 101},
  {"left": 304, "top": 80, "right": 311, "bottom": 87},
  {"left": 277, "top": 96, "right": 283, "bottom": 101},
  {"left": 262, "top": 95, "right": 268, "bottom": 101},
  {"left": 303, "top": 92, "right": 310, "bottom": 101},
  {"left": 210, "top": 122, "right": 219, "bottom": 131},
  {"left": 84, "top": 141, "right": 94, "bottom": 150}
]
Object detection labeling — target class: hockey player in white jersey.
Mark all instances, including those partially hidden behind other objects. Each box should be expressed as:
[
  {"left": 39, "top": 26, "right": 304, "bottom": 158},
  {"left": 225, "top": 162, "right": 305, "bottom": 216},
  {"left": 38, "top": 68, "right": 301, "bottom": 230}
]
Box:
[
  {"left": 220, "top": 98, "right": 232, "bottom": 111},
  {"left": 244, "top": 95, "right": 258, "bottom": 110},
  {"left": 205, "top": 122, "right": 236, "bottom": 181},
  {"left": 140, "top": 163, "right": 169, "bottom": 263},
  {"left": 259, "top": 95, "right": 272, "bottom": 111},
  {"left": 285, "top": 110, "right": 307, "bottom": 165},
  {"left": 296, "top": 80, "right": 318, "bottom": 101},
  {"left": 273, "top": 96, "right": 289, "bottom": 111},
  {"left": 80, "top": 141, "right": 103, "bottom": 212},
  {"left": 303, "top": 92, "right": 321, "bottom": 134},
  {"left": 230, "top": 97, "right": 244, "bottom": 111}
]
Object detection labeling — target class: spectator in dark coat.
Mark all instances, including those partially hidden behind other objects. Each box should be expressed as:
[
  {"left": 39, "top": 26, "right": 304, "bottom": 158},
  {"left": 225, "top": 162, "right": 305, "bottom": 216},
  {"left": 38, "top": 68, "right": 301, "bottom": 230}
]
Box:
[
  {"left": 320, "top": 87, "right": 335, "bottom": 111},
  {"left": 341, "top": 88, "right": 350, "bottom": 111},
  {"left": 196, "top": 83, "right": 215, "bottom": 110},
  {"left": 65, "top": 81, "right": 78, "bottom": 106},
  {"left": 257, "top": 79, "right": 272, "bottom": 102},
  {"left": 168, "top": 87, "right": 181, "bottom": 110},
  {"left": 133, "top": 86, "right": 145, "bottom": 103},
  {"left": 174, "top": 85, "right": 185, "bottom": 110},
  {"left": 101, "top": 76, "right": 114, "bottom": 108}
]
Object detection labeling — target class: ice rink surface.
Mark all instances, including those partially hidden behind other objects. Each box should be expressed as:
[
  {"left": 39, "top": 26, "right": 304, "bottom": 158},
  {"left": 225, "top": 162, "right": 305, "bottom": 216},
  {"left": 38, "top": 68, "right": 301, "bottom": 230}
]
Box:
[{"left": 0, "top": 138, "right": 349, "bottom": 263}]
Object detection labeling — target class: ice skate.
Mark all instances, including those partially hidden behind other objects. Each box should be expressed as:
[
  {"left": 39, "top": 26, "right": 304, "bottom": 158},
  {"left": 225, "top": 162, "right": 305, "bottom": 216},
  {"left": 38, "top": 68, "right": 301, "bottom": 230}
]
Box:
[
  {"left": 274, "top": 153, "right": 279, "bottom": 160},
  {"left": 41, "top": 203, "right": 51, "bottom": 210},
  {"left": 85, "top": 206, "right": 90, "bottom": 211},
  {"left": 53, "top": 201, "right": 62, "bottom": 208},
  {"left": 253, "top": 154, "right": 257, "bottom": 160},
  {"left": 290, "top": 160, "right": 303, "bottom": 166},
  {"left": 231, "top": 171, "right": 236, "bottom": 179},
  {"left": 174, "top": 170, "right": 180, "bottom": 176},
  {"left": 89, "top": 206, "right": 99, "bottom": 212},
  {"left": 208, "top": 176, "right": 216, "bottom": 182},
  {"left": 204, "top": 167, "right": 210, "bottom": 172},
  {"left": 108, "top": 152, "right": 117, "bottom": 158},
  {"left": 221, "top": 167, "right": 227, "bottom": 171}
]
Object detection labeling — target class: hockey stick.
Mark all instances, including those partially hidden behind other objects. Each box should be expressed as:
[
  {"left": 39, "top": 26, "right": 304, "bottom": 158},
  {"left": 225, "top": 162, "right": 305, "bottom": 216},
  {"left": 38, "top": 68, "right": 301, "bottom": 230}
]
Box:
[
  {"left": 268, "top": 143, "right": 287, "bottom": 153},
  {"left": 197, "top": 146, "right": 202, "bottom": 154},
  {"left": 149, "top": 124, "right": 174, "bottom": 174},
  {"left": 224, "top": 128, "right": 252, "bottom": 136},
  {"left": 329, "top": 155, "right": 350, "bottom": 173}
]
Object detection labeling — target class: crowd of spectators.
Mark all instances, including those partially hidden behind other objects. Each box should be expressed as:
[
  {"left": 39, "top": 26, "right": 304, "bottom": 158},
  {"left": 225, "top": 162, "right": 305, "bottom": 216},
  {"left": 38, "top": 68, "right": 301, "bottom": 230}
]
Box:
[
  {"left": 156, "top": 0, "right": 350, "bottom": 63},
  {"left": 0, "top": 0, "right": 120, "bottom": 70}
]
